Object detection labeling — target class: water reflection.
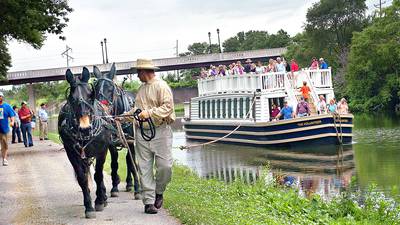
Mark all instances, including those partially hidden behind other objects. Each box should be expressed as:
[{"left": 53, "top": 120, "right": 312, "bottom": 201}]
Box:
[{"left": 172, "top": 131, "right": 355, "bottom": 200}]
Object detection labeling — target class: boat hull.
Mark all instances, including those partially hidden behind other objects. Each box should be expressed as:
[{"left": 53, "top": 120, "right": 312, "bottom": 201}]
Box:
[{"left": 183, "top": 114, "right": 353, "bottom": 147}]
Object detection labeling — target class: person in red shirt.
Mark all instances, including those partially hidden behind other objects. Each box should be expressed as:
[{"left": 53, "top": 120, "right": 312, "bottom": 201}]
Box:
[
  {"left": 290, "top": 59, "right": 299, "bottom": 72},
  {"left": 17, "top": 101, "right": 33, "bottom": 147},
  {"left": 299, "top": 81, "right": 311, "bottom": 103},
  {"left": 270, "top": 104, "right": 280, "bottom": 121}
]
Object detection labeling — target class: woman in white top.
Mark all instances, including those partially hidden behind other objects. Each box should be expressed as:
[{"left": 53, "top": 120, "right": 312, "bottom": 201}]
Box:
[
  {"left": 255, "top": 61, "right": 265, "bottom": 74},
  {"left": 337, "top": 98, "right": 349, "bottom": 114}
]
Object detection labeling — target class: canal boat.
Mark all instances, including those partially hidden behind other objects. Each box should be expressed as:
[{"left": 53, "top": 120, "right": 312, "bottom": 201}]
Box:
[{"left": 182, "top": 68, "right": 353, "bottom": 147}]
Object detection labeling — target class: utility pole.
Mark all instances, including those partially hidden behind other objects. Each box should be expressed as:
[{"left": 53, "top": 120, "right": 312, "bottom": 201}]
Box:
[
  {"left": 61, "top": 45, "right": 73, "bottom": 67},
  {"left": 104, "top": 38, "right": 109, "bottom": 63},
  {"left": 208, "top": 32, "right": 212, "bottom": 54},
  {"left": 174, "top": 40, "right": 179, "bottom": 79},
  {"left": 100, "top": 41, "right": 105, "bottom": 64},
  {"left": 374, "top": 0, "right": 387, "bottom": 16},
  {"left": 217, "top": 28, "right": 222, "bottom": 53}
]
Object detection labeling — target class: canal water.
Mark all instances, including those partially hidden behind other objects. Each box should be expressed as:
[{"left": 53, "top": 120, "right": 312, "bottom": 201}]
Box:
[{"left": 49, "top": 114, "right": 400, "bottom": 200}]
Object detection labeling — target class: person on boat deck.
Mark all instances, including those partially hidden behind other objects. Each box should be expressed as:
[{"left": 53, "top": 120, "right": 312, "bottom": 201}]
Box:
[
  {"left": 319, "top": 58, "right": 328, "bottom": 69},
  {"left": 244, "top": 59, "right": 253, "bottom": 73},
  {"left": 310, "top": 57, "right": 319, "bottom": 70},
  {"left": 218, "top": 65, "right": 226, "bottom": 76},
  {"left": 317, "top": 95, "right": 327, "bottom": 115},
  {"left": 290, "top": 59, "right": 299, "bottom": 72},
  {"left": 209, "top": 65, "right": 218, "bottom": 76},
  {"left": 275, "top": 57, "right": 286, "bottom": 72},
  {"left": 327, "top": 99, "right": 337, "bottom": 113},
  {"left": 235, "top": 61, "right": 244, "bottom": 75},
  {"left": 296, "top": 97, "right": 310, "bottom": 117},
  {"left": 337, "top": 98, "right": 349, "bottom": 114},
  {"left": 299, "top": 81, "right": 311, "bottom": 103},
  {"left": 275, "top": 101, "right": 294, "bottom": 120},
  {"left": 270, "top": 104, "right": 280, "bottom": 121},
  {"left": 255, "top": 61, "right": 265, "bottom": 74},
  {"left": 265, "top": 59, "right": 276, "bottom": 72}
]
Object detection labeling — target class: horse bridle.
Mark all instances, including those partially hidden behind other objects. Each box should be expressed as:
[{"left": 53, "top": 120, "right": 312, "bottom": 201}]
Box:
[{"left": 95, "top": 77, "right": 119, "bottom": 114}]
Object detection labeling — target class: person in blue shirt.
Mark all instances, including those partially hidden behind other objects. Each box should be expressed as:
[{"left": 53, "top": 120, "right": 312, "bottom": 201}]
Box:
[
  {"left": 0, "top": 92, "right": 15, "bottom": 166},
  {"left": 38, "top": 103, "right": 49, "bottom": 140},
  {"left": 319, "top": 58, "right": 328, "bottom": 69},
  {"left": 275, "top": 101, "right": 294, "bottom": 120}
]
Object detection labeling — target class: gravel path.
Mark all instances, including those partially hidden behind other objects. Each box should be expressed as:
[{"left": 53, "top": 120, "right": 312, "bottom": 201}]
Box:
[{"left": 0, "top": 137, "right": 181, "bottom": 225}]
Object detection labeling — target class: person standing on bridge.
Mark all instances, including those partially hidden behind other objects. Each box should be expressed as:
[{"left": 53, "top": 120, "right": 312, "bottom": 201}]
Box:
[
  {"left": 38, "top": 103, "right": 49, "bottom": 140},
  {"left": 0, "top": 92, "right": 15, "bottom": 166},
  {"left": 121, "top": 59, "right": 175, "bottom": 214},
  {"left": 18, "top": 101, "right": 34, "bottom": 147}
]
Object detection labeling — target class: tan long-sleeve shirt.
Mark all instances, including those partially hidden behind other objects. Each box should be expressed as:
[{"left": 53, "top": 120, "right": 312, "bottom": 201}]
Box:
[{"left": 126, "top": 77, "right": 175, "bottom": 126}]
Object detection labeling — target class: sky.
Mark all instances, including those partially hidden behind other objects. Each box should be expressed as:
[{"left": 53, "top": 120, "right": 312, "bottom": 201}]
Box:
[{"left": 8, "top": 0, "right": 378, "bottom": 72}]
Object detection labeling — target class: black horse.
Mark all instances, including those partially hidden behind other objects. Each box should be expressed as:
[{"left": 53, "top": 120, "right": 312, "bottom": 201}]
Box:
[
  {"left": 58, "top": 67, "right": 112, "bottom": 219},
  {"left": 93, "top": 63, "right": 140, "bottom": 199}
]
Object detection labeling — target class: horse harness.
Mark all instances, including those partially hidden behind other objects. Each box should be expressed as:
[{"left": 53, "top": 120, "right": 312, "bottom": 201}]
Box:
[{"left": 60, "top": 82, "right": 112, "bottom": 161}]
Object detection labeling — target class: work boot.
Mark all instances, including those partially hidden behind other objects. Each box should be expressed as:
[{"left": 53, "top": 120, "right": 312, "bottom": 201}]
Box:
[
  {"left": 144, "top": 204, "right": 158, "bottom": 214},
  {"left": 154, "top": 194, "right": 163, "bottom": 209}
]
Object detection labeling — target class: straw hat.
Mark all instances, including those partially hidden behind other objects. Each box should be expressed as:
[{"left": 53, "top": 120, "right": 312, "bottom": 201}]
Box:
[{"left": 131, "top": 59, "right": 159, "bottom": 73}]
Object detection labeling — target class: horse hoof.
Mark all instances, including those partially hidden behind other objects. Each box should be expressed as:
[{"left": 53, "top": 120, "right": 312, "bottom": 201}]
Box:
[
  {"left": 85, "top": 211, "right": 96, "bottom": 219},
  {"left": 126, "top": 186, "right": 133, "bottom": 192},
  {"left": 95, "top": 204, "right": 105, "bottom": 212},
  {"left": 134, "top": 192, "right": 142, "bottom": 200},
  {"left": 110, "top": 191, "right": 119, "bottom": 197}
]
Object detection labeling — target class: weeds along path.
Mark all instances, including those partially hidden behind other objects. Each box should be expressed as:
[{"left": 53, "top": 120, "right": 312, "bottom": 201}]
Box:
[{"left": 0, "top": 137, "right": 180, "bottom": 225}]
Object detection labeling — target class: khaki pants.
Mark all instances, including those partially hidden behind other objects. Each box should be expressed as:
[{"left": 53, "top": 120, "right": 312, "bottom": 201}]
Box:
[
  {"left": 136, "top": 124, "right": 173, "bottom": 205},
  {"left": 39, "top": 121, "right": 48, "bottom": 139},
  {"left": 0, "top": 133, "right": 8, "bottom": 159}
]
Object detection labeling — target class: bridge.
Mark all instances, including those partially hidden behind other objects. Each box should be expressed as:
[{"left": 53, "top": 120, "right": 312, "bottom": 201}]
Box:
[{"left": 6, "top": 47, "right": 286, "bottom": 85}]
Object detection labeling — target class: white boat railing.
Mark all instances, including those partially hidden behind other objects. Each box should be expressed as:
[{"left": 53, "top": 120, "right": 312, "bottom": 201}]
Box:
[{"left": 198, "top": 68, "right": 333, "bottom": 96}]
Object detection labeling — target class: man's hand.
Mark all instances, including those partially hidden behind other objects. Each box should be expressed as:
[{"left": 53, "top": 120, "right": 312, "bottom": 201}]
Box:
[{"left": 138, "top": 110, "right": 150, "bottom": 120}]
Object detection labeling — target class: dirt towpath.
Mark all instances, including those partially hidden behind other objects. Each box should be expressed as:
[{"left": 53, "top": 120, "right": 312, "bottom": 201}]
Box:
[{"left": 0, "top": 137, "right": 181, "bottom": 225}]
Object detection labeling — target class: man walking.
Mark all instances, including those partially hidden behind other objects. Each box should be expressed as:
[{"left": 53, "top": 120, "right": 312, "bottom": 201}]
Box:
[
  {"left": 123, "top": 59, "right": 175, "bottom": 214},
  {"left": 38, "top": 103, "right": 49, "bottom": 140},
  {"left": 11, "top": 106, "right": 22, "bottom": 143},
  {"left": 18, "top": 101, "right": 33, "bottom": 147},
  {"left": 0, "top": 92, "right": 15, "bottom": 166}
]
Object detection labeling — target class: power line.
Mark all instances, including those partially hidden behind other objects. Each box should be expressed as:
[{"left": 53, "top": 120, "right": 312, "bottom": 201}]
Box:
[{"left": 61, "top": 45, "right": 74, "bottom": 67}]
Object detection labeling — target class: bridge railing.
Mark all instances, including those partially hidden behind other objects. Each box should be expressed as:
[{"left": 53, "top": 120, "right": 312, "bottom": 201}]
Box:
[{"left": 197, "top": 68, "right": 332, "bottom": 96}]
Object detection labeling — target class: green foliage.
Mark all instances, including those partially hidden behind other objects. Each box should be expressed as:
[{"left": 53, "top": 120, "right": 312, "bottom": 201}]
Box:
[
  {"left": 164, "top": 165, "right": 400, "bottom": 225},
  {"left": 0, "top": 0, "right": 73, "bottom": 80},
  {"left": 223, "top": 29, "right": 291, "bottom": 52},
  {"left": 123, "top": 80, "right": 141, "bottom": 93},
  {"left": 346, "top": 0, "right": 400, "bottom": 112}
]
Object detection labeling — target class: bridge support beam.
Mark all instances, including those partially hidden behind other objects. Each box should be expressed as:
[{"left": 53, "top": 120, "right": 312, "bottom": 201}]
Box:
[{"left": 27, "top": 84, "right": 36, "bottom": 113}]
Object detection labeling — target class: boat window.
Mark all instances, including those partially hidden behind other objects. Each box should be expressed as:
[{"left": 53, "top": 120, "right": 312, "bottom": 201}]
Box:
[
  {"left": 239, "top": 98, "right": 244, "bottom": 118},
  {"left": 211, "top": 100, "right": 215, "bottom": 119},
  {"left": 217, "top": 99, "right": 221, "bottom": 118},
  {"left": 227, "top": 99, "right": 232, "bottom": 118},
  {"left": 246, "top": 97, "right": 250, "bottom": 118},
  {"left": 207, "top": 100, "right": 210, "bottom": 118},
  {"left": 222, "top": 99, "right": 226, "bottom": 118},
  {"left": 233, "top": 98, "right": 238, "bottom": 118},
  {"left": 198, "top": 101, "right": 201, "bottom": 118},
  {"left": 202, "top": 101, "right": 206, "bottom": 118}
]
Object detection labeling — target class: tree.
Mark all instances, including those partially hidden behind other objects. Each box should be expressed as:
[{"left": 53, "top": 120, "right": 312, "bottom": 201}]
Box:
[
  {"left": 346, "top": 0, "right": 400, "bottom": 112},
  {"left": 222, "top": 30, "right": 292, "bottom": 52},
  {"left": 0, "top": 0, "right": 73, "bottom": 80}
]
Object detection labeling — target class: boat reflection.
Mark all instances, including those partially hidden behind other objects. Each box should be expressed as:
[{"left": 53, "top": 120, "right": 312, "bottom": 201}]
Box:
[{"left": 175, "top": 138, "right": 354, "bottom": 200}]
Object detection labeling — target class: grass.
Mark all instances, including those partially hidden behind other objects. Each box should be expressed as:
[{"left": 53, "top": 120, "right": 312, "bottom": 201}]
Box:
[{"left": 32, "top": 130, "right": 61, "bottom": 144}]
